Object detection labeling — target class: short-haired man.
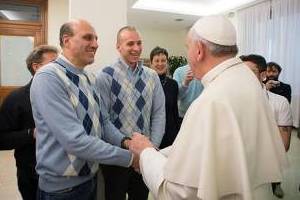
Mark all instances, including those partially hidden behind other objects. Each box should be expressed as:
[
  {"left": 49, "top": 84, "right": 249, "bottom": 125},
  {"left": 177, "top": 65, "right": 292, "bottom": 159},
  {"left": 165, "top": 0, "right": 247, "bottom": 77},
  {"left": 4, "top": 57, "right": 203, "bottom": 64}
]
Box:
[
  {"left": 129, "top": 15, "right": 287, "bottom": 199},
  {"left": 0, "top": 45, "right": 58, "bottom": 200},
  {"left": 241, "top": 54, "right": 292, "bottom": 199},
  {"left": 30, "top": 19, "right": 134, "bottom": 200},
  {"left": 265, "top": 62, "right": 292, "bottom": 103},
  {"left": 96, "top": 26, "right": 165, "bottom": 200}
]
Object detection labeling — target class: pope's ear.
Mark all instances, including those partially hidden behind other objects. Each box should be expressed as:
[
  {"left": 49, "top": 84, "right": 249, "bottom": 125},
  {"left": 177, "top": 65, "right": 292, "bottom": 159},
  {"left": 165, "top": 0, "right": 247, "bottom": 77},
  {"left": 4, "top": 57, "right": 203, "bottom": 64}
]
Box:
[{"left": 196, "top": 40, "right": 205, "bottom": 61}]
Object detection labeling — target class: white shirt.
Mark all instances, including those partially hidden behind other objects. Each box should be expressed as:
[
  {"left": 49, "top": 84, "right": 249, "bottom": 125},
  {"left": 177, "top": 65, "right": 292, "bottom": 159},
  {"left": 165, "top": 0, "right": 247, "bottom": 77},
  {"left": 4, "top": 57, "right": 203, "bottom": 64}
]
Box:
[
  {"left": 267, "top": 91, "right": 293, "bottom": 126},
  {"left": 139, "top": 57, "right": 287, "bottom": 200}
]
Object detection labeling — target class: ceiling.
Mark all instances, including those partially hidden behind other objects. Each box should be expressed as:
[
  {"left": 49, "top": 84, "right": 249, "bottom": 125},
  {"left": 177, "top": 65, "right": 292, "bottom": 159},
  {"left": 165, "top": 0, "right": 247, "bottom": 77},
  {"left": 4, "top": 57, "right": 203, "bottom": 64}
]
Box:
[
  {"left": 0, "top": 0, "right": 263, "bottom": 31},
  {"left": 127, "top": 0, "right": 199, "bottom": 31},
  {"left": 127, "top": 0, "right": 263, "bottom": 31}
]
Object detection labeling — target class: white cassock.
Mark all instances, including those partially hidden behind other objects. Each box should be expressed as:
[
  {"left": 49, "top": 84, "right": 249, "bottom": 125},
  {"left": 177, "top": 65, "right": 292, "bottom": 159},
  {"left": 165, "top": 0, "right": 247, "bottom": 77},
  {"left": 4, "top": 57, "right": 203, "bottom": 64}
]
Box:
[{"left": 139, "top": 57, "right": 288, "bottom": 200}]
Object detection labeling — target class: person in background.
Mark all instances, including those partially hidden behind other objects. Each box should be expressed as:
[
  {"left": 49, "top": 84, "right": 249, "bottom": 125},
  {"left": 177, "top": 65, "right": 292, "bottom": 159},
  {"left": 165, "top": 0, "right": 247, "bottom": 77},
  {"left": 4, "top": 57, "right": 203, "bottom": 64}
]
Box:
[
  {"left": 96, "top": 26, "right": 165, "bottom": 200},
  {"left": 173, "top": 64, "right": 203, "bottom": 126},
  {"left": 265, "top": 62, "right": 292, "bottom": 103},
  {"left": 0, "top": 45, "right": 58, "bottom": 200},
  {"left": 30, "top": 19, "right": 135, "bottom": 200},
  {"left": 129, "top": 15, "right": 287, "bottom": 200},
  {"left": 240, "top": 54, "right": 292, "bottom": 199},
  {"left": 150, "top": 46, "right": 179, "bottom": 148}
]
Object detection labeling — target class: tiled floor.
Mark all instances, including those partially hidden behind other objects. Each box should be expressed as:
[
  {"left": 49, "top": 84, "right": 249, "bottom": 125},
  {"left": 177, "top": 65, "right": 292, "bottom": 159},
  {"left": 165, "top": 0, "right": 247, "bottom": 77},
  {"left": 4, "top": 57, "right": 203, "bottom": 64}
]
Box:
[
  {"left": 0, "top": 150, "right": 22, "bottom": 200},
  {"left": 279, "top": 130, "right": 300, "bottom": 200},
  {"left": 1, "top": 131, "right": 300, "bottom": 200}
]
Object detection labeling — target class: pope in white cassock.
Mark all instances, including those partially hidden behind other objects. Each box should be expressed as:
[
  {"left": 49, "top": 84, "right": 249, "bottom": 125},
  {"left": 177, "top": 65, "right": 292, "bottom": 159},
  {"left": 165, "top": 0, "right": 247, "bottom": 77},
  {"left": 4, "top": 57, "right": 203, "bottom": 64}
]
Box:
[{"left": 129, "top": 15, "right": 287, "bottom": 200}]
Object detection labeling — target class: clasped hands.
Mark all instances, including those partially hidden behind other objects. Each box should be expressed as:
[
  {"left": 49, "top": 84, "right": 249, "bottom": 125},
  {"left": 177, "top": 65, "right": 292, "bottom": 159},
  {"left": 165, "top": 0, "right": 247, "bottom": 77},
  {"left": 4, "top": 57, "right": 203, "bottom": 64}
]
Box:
[{"left": 123, "top": 132, "right": 154, "bottom": 173}]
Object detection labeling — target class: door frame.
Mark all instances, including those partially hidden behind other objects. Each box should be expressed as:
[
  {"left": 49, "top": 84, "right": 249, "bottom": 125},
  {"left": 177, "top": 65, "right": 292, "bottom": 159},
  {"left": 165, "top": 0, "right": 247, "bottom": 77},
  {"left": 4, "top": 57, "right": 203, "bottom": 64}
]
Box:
[{"left": 0, "top": 0, "right": 48, "bottom": 104}]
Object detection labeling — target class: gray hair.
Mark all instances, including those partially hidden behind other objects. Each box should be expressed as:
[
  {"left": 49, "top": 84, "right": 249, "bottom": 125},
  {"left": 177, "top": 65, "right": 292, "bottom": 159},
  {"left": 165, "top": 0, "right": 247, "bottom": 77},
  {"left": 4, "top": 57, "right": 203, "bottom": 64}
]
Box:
[
  {"left": 26, "top": 45, "right": 58, "bottom": 75},
  {"left": 59, "top": 21, "right": 75, "bottom": 47},
  {"left": 190, "top": 29, "right": 238, "bottom": 57}
]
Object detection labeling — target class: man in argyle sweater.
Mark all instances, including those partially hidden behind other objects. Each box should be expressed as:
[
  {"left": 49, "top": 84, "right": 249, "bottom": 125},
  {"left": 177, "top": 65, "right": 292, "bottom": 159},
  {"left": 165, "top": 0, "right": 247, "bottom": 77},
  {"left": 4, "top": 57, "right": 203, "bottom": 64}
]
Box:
[
  {"left": 96, "top": 26, "right": 166, "bottom": 200},
  {"left": 31, "top": 19, "right": 134, "bottom": 200}
]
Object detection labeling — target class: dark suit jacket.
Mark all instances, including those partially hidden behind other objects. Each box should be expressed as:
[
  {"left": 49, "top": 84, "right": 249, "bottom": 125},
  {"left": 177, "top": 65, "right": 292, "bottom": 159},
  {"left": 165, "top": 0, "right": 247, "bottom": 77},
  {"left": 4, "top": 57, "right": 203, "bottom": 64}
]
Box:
[
  {"left": 159, "top": 75, "right": 180, "bottom": 148},
  {"left": 0, "top": 81, "right": 36, "bottom": 169}
]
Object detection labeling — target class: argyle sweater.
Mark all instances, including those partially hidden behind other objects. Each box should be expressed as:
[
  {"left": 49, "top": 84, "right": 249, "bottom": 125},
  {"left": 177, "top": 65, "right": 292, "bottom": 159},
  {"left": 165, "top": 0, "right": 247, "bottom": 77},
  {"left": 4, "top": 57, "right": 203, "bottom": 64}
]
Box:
[
  {"left": 96, "top": 58, "right": 166, "bottom": 147},
  {"left": 53, "top": 57, "right": 103, "bottom": 175},
  {"left": 31, "top": 56, "right": 132, "bottom": 192}
]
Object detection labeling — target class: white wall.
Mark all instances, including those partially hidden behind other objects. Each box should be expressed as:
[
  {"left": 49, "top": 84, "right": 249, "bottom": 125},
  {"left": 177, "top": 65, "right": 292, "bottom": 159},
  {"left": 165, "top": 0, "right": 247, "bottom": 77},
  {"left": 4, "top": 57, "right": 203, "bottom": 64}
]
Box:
[
  {"left": 138, "top": 28, "right": 187, "bottom": 59},
  {"left": 137, "top": 13, "right": 238, "bottom": 61},
  {"left": 48, "top": 1, "right": 188, "bottom": 70},
  {"left": 48, "top": 0, "right": 127, "bottom": 72},
  {"left": 136, "top": 14, "right": 238, "bottom": 60},
  {"left": 48, "top": 0, "right": 69, "bottom": 48},
  {"left": 69, "top": 0, "right": 127, "bottom": 72}
]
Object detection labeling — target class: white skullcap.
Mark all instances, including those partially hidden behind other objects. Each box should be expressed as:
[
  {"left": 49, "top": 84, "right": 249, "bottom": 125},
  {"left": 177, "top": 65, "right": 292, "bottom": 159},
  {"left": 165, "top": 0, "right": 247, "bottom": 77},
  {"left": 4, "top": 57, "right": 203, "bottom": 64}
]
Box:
[{"left": 191, "top": 15, "right": 236, "bottom": 46}]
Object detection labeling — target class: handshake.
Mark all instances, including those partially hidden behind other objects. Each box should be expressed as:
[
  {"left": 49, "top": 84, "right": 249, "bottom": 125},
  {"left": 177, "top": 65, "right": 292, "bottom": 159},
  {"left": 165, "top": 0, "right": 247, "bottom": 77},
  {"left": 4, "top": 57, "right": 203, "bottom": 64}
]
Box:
[{"left": 123, "top": 132, "right": 154, "bottom": 173}]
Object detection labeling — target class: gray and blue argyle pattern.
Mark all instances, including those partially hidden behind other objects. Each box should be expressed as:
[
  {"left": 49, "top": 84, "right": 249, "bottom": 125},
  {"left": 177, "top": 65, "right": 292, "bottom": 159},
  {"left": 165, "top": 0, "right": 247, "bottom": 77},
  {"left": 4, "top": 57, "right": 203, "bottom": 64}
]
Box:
[
  {"left": 54, "top": 57, "right": 103, "bottom": 176},
  {"left": 102, "top": 60, "right": 156, "bottom": 137}
]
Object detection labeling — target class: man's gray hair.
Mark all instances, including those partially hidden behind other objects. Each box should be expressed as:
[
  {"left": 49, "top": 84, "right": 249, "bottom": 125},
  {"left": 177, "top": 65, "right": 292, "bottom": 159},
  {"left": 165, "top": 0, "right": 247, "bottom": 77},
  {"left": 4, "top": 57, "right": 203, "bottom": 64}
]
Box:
[
  {"left": 59, "top": 21, "right": 74, "bottom": 47},
  {"left": 26, "top": 45, "right": 58, "bottom": 75},
  {"left": 190, "top": 29, "right": 238, "bottom": 57}
]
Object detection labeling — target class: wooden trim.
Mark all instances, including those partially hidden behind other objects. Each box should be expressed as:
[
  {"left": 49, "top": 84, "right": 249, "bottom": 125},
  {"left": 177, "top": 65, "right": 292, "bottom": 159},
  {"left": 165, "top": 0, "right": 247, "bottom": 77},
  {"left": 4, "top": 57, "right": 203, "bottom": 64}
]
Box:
[
  {"left": 0, "top": 23, "right": 43, "bottom": 45},
  {"left": 0, "top": 20, "right": 41, "bottom": 26},
  {"left": 0, "top": 86, "right": 19, "bottom": 105},
  {"left": 0, "top": 0, "right": 45, "bottom": 4},
  {"left": 0, "top": 86, "right": 18, "bottom": 92},
  {"left": 0, "top": 0, "right": 48, "bottom": 103},
  {"left": 42, "top": 0, "right": 48, "bottom": 44},
  {"left": 0, "top": 22, "right": 42, "bottom": 32},
  {"left": 0, "top": 0, "right": 48, "bottom": 45}
]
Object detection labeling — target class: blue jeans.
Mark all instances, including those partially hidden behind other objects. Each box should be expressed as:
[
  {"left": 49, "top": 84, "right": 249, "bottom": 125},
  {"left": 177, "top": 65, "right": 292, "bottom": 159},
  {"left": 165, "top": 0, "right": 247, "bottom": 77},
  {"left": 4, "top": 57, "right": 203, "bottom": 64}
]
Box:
[{"left": 37, "top": 176, "right": 96, "bottom": 200}]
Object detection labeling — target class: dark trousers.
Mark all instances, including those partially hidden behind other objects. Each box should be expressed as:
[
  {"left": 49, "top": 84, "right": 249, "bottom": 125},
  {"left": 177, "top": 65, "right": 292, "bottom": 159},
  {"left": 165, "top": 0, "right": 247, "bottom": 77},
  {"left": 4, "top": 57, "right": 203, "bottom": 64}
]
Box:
[
  {"left": 17, "top": 166, "right": 38, "bottom": 200},
  {"left": 102, "top": 165, "right": 149, "bottom": 200},
  {"left": 37, "top": 176, "right": 97, "bottom": 200}
]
